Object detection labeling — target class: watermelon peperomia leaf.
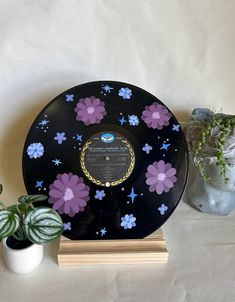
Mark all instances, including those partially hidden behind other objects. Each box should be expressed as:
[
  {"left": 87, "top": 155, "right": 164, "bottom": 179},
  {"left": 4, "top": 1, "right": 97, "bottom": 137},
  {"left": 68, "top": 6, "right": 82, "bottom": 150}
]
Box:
[
  {"left": 18, "top": 194, "right": 48, "bottom": 204},
  {"left": 0, "top": 210, "right": 20, "bottom": 240},
  {"left": 24, "top": 207, "right": 63, "bottom": 244},
  {"left": 0, "top": 184, "right": 63, "bottom": 244}
]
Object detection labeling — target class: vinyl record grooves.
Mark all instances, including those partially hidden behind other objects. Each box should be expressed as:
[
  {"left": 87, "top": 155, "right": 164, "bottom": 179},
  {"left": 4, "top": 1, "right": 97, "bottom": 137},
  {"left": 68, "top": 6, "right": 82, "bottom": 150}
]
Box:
[{"left": 22, "top": 81, "right": 188, "bottom": 240}]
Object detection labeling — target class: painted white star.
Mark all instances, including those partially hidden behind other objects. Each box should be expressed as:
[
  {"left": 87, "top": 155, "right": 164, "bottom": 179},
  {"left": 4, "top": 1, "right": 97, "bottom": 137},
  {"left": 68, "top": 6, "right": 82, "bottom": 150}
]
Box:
[
  {"left": 103, "top": 84, "right": 113, "bottom": 92},
  {"left": 52, "top": 159, "right": 62, "bottom": 166},
  {"left": 101, "top": 84, "right": 113, "bottom": 95},
  {"left": 39, "top": 119, "right": 49, "bottom": 126},
  {"left": 100, "top": 228, "right": 107, "bottom": 236}
]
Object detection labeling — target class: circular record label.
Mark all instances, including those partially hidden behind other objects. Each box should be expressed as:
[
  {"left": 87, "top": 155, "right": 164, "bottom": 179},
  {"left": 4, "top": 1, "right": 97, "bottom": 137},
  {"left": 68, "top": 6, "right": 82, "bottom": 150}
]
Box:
[{"left": 80, "top": 132, "right": 135, "bottom": 187}]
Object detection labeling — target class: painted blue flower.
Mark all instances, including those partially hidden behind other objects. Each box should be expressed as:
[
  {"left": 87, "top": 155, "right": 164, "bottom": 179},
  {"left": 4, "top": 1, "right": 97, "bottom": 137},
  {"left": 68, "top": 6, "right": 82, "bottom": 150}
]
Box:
[
  {"left": 128, "top": 115, "right": 139, "bottom": 126},
  {"left": 95, "top": 190, "right": 106, "bottom": 200},
  {"left": 121, "top": 214, "right": 136, "bottom": 230},
  {"left": 172, "top": 124, "right": 180, "bottom": 132},
  {"left": 118, "top": 87, "right": 132, "bottom": 100},
  {"left": 158, "top": 204, "right": 168, "bottom": 215},
  {"left": 54, "top": 132, "right": 67, "bottom": 144},
  {"left": 142, "top": 143, "right": 153, "bottom": 154},
  {"left": 27, "top": 142, "right": 44, "bottom": 159},
  {"left": 66, "top": 94, "right": 74, "bottom": 102},
  {"left": 64, "top": 222, "right": 71, "bottom": 231}
]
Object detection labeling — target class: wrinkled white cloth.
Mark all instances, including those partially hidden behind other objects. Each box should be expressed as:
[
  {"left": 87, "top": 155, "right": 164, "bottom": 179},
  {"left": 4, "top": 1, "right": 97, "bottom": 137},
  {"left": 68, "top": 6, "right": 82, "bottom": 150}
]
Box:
[{"left": 0, "top": 1, "right": 235, "bottom": 301}]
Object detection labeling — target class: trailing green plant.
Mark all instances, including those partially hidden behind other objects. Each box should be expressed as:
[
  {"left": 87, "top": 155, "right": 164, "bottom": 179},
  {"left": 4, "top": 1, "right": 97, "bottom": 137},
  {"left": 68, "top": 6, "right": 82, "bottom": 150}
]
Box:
[
  {"left": 193, "top": 115, "right": 235, "bottom": 183},
  {"left": 0, "top": 184, "right": 63, "bottom": 244}
]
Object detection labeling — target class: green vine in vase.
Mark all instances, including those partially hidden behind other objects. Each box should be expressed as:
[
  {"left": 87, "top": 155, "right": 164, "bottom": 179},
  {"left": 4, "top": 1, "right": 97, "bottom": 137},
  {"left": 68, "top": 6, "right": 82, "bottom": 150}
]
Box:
[{"left": 193, "top": 115, "right": 235, "bottom": 184}]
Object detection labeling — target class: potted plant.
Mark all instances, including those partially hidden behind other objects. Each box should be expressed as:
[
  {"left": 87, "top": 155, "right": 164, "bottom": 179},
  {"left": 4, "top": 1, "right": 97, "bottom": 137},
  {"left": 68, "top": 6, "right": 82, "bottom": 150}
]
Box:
[
  {"left": 186, "top": 108, "right": 235, "bottom": 215},
  {"left": 0, "top": 184, "right": 63, "bottom": 274}
]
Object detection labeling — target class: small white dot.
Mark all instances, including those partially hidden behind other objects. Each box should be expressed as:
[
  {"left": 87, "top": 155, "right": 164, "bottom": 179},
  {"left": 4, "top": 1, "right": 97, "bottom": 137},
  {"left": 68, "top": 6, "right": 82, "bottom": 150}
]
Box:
[
  {"left": 46, "top": 127, "right": 49, "bottom": 129},
  {"left": 79, "top": 148, "right": 81, "bottom": 150},
  {"left": 163, "top": 140, "right": 166, "bottom": 143},
  {"left": 38, "top": 188, "right": 41, "bottom": 191},
  {"left": 41, "top": 127, "right": 43, "bottom": 129},
  {"left": 121, "top": 187, "right": 125, "bottom": 191},
  {"left": 74, "top": 146, "right": 76, "bottom": 149},
  {"left": 175, "top": 149, "right": 178, "bottom": 152},
  {"left": 163, "top": 154, "right": 166, "bottom": 157},
  {"left": 120, "top": 113, "right": 123, "bottom": 115},
  {"left": 105, "top": 182, "right": 110, "bottom": 187},
  {"left": 43, "top": 188, "right": 46, "bottom": 191},
  {"left": 44, "top": 130, "right": 47, "bottom": 133},
  {"left": 96, "top": 232, "right": 99, "bottom": 235},
  {"left": 127, "top": 201, "right": 129, "bottom": 204},
  {"left": 45, "top": 115, "right": 48, "bottom": 117},
  {"left": 79, "top": 143, "right": 81, "bottom": 145},
  {"left": 141, "top": 193, "right": 143, "bottom": 196},
  {"left": 158, "top": 136, "right": 160, "bottom": 139},
  {"left": 166, "top": 138, "right": 169, "bottom": 141}
]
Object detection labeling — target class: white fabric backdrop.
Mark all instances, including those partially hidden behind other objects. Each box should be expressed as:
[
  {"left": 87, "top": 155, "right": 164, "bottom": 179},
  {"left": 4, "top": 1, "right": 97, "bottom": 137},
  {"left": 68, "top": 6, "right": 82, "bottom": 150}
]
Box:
[{"left": 0, "top": 1, "right": 235, "bottom": 301}]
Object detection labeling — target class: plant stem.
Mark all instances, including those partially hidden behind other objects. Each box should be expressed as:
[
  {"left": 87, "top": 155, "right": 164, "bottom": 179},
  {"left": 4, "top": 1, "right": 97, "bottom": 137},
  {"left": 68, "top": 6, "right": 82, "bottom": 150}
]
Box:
[
  {"left": 193, "top": 115, "right": 235, "bottom": 183},
  {"left": 0, "top": 201, "right": 7, "bottom": 209}
]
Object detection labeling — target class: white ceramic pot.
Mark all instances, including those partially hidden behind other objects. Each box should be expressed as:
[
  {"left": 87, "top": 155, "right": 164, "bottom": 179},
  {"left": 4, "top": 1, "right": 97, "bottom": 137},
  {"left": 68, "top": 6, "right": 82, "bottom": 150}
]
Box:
[{"left": 2, "top": 238, "right": 43, "bottom": 274}]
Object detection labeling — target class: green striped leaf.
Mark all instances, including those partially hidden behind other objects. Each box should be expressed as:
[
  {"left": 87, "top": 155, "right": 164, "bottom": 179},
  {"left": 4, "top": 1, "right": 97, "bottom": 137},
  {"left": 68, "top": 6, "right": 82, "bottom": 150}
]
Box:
[
  {"left": 0, "top": 210, "right": 19, "bottom": 240},
  {"left": 18, "top": 194, "right": 48, "bottom": 205},
  {"left": 24, "top": 207, "right": 63, "bottom": 244}
]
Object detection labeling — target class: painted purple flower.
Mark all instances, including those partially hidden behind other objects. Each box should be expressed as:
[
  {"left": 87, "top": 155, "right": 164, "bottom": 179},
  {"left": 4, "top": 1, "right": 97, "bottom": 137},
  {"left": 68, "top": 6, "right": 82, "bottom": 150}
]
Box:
[
  {"left": 142, "top": 143, "right": 153, "bottom": 154},
  {"left": 141, "top": 102, "right": 172, "bottom": 129},
  {"left": 74, "top": 96, "right": 106, "bottom": 126},
  {"left": 146, "top": 160, "right": 177, "bottom": 194},
  {"left": 54, "top": 132, "right": 67, "bottom": 144},
  {"left": 95, "top": 190, "right": 106, "bottom": 200},
  {"left": 48, "top": 173, "right": 90, "bottom": 217}
]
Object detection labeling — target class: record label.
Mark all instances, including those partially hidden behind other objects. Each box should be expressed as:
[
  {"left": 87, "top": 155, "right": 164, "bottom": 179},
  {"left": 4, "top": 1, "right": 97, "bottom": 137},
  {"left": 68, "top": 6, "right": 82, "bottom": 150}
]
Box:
[
  {"left": 81, "top": 131, "right": 135, "bottom": 187},
  {"left": 22, "top": 81, "right": 188, "bottom": 240}
]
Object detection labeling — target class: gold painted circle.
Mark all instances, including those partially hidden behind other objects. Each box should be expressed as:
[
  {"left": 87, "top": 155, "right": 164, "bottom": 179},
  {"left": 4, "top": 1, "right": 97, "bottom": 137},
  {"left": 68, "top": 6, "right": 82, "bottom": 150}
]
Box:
[{"left": 80, "top": 133, "right": 135, "bottom": 187}]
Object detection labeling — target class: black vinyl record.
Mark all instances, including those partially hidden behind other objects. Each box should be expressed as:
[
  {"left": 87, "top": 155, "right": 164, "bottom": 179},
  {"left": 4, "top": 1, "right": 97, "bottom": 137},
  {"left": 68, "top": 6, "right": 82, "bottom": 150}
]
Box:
[{"left": 22, "top": 81, "right": 188, "bottom": 240}]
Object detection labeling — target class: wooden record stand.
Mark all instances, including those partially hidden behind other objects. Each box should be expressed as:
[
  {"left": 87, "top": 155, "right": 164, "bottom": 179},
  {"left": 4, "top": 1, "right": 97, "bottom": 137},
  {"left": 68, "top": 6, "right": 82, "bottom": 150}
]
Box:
[{"left": 57, "top": 229, "right": 168, "bottom": 266}]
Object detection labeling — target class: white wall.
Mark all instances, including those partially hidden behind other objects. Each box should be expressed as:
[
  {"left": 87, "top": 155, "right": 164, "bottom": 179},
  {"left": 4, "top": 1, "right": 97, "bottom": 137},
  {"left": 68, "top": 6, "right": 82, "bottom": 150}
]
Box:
[{"left": 0, "top": 0, "right": 234, "bottom": 201}]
